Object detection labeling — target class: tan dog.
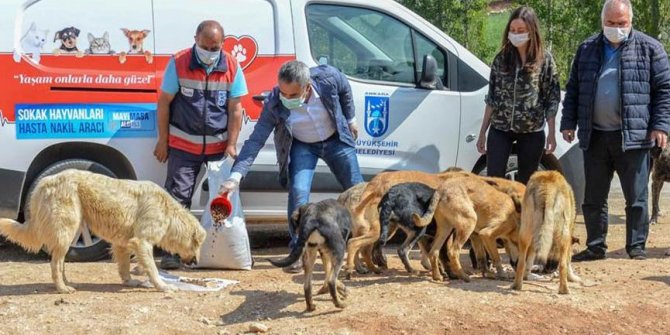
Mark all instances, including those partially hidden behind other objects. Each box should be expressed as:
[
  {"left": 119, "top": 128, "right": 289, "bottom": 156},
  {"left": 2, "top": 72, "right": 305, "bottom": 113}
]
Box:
[
  {"left": 416, "top": 176, "right": 523, "bottom": 282},
  {"left": 345, "top": 169, "right": 471, "bottom": 277},
  {"left": 511, "top": 171, "right": 582, "bottom": 294},
  {"left": 118, "top": 28, "right": 153, "bottom": 64},
  {"left": 0, "top": 170, "right": 206, "bottom": 293}
]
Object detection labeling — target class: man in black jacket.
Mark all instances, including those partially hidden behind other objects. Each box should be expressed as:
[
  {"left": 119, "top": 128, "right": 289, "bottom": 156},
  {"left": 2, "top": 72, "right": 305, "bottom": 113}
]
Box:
[{"left": 560, "top": 0, "right": 670, "bottom": 261}]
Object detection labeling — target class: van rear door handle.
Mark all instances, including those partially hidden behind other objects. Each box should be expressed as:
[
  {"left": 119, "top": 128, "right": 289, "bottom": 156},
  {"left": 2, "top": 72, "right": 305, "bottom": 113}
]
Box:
[
  {"left": 252, "top": 91, "right": 271, "bottom": 102},
  {"left": 465, "top": 134, "right": 477, "bottom": 143}
]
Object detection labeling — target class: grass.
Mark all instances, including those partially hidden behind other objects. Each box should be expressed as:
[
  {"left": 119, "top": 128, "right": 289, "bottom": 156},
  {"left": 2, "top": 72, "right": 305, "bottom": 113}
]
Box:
[{"left": 482, "top": 11, "right": 509, "bottom": 64}]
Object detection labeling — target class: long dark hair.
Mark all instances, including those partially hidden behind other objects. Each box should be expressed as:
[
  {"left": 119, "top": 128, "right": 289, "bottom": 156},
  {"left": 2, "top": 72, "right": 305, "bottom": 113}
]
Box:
[{"left": 500, "top": 6, "right": 544, "bottom": 72}]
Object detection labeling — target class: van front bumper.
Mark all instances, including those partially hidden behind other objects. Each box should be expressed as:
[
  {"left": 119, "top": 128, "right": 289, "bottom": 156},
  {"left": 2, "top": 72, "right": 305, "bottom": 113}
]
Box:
[{"left": 0, "top": 168, "right": 26, "bottom": 219}]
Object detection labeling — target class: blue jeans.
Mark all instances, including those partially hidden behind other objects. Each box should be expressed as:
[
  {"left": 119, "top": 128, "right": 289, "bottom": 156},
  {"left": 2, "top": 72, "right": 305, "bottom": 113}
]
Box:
[
  {"left": 287, "top": 135, "right": 363, "bottom": 250},
  {"left": 582, "top": 130, "right": 650, "bottom": 255}
]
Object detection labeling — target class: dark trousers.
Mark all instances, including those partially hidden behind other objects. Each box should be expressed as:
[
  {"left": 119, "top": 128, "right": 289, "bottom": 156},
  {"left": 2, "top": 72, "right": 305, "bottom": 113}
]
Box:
[
  {"left": 582, "top": 130, "right": 650, "bottom": 254},
  {"left": 486, "top": 127, "right": 545, "bottom": 185},
  {"left": 165, "top": 148, "right": 225, "bottom": 209}
]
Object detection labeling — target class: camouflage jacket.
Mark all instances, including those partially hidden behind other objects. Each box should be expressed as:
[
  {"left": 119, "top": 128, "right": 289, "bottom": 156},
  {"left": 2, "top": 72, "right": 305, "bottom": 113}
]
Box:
[{"left": 485, "top": 51, "right": 560, "bottom": 133}]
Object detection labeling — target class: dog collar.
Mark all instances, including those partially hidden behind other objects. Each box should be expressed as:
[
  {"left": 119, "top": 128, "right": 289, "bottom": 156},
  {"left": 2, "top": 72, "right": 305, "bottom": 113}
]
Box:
[{"left": 60, "top": 45, "right": 79, "bottom": 52}]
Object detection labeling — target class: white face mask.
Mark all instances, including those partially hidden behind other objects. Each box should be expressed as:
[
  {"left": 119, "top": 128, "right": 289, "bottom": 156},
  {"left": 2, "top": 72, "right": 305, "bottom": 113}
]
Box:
[
  {"left": 508, "top": 32, "right": 530, "bottom": 47},
  {"left": 195, "top": 45, "right": 220, "bottom": 65},
  {"left": 603, "top": 26, "right": 631, "bottom": 44}
]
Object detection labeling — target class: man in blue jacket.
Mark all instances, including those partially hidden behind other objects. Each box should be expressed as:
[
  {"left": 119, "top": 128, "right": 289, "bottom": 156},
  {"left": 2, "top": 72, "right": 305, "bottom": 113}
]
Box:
[
  {"left": 561, "top": 0, "right": 670, "bottom": 261},
  {"left": 220, "top": 60, "right": 363, "bottom": 272}
]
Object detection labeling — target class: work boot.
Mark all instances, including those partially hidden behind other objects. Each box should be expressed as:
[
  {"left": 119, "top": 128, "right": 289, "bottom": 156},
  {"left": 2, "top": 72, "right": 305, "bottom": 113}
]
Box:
[
  {"left": 160, "top": 254, "right": 181, "bottom": 270},
  {"left": 571, "top": 248, "right": 606, "bottom": 262},
  {"left": 628, "top": 249, "right": 647, "bottom": 260},
  {"left": 282, "top": 259, "right": 303, "bottom": 274}
]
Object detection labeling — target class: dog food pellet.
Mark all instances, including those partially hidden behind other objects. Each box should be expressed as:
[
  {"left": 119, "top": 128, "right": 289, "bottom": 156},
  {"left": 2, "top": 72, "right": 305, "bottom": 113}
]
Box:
[{"left": 211, "top": 205, "right": 229, "bottom": 227}]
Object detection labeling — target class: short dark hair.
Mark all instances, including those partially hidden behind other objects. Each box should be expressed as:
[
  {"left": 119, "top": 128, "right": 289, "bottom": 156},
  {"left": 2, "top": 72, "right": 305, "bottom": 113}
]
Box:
[
  {"left": 278, "top": 61, "right": 310, "bottom": 87},
  {"left": 195, "top": 20, "right": 224, "bottom": 37}
]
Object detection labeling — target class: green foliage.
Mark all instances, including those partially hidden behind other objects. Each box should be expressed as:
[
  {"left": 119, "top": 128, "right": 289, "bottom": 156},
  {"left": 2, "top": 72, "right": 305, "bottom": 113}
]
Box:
[
  {"left": 401, "top": 0, "right": 670, "bottom": 87},
  {"left": 400, "top": 0, "right": 494, "bottom": 62}
]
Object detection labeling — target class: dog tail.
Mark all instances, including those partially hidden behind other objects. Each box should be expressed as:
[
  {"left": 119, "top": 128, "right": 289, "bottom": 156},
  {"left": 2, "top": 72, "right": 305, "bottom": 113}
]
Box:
[
  {"left": 411, "top": 191, "right": 440, "bottom": 228},
  {"left": 378, "top": 192, "right": 394, "bottom": 245},
  {"left": 0, "top": 218, "right": 42, "bottom": 253},
  {"left": 268, "top": 220, "right": 318, "bottom": 268},
  {"left": 532, "top": 190, "right": 560, "bottom": 264}
]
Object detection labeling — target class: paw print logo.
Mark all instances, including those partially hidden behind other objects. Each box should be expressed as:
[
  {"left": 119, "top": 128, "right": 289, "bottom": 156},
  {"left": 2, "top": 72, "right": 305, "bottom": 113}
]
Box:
[{"left": 232, "top": 44, "right": 247, "bottom": 63}]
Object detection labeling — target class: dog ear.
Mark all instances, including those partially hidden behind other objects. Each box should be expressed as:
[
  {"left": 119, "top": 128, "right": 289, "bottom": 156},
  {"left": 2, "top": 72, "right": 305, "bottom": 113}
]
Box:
[
  {"left": 511, "top": 194, "right": 523, "bottom": 213},
  {"left": 72, "top": 27, "right": 80, "bottom": 37},
  {"left": 142, "top": 29, "right": 151, "bottom": 38},
  {"left": 121, "top": 28, "right": 130, "bottom": 37},
  {"left": 53, "top": 30, "right": 61, "bottom": 43},
  {"left": 28, "top": 22, "right": 36, "bottom": 32}
]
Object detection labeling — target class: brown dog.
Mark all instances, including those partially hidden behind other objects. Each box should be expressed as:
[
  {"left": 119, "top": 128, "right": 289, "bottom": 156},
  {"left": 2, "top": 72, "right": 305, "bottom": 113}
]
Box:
[
  {"left": 511, "top": 171, "right": 582, "bottom": 294},
  {"left": 118, "top": 28, "right": 153, "bottom": 64},
  {"left": 345, "top": 169, "right": 471, "bottom": 277},
  {"left": 415, "top": 176, "right": 524, "bottom": 282}
]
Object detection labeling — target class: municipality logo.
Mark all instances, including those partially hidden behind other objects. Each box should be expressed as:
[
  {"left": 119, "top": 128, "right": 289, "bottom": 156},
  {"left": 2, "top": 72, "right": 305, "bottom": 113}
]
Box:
[{"left": 364, "top": 96, "right": 389, "bottom": 137}]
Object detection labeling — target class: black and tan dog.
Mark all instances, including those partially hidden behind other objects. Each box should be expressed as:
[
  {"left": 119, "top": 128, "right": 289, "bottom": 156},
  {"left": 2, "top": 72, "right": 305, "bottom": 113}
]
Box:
[
  {"left": 53, "top": 26, "right": 84, "bottom": 57},
  {"left": 651, "top": 146, "right": 670, "bottom": 225},
  {"left": 269, "top": 199, "right": 351, "bottom": 311},
  {"left": 377, "top": 182, "right": 453, "bottom": 276},
  {"left": 511, "top": 171, "right": 582, "bottom": 294}
]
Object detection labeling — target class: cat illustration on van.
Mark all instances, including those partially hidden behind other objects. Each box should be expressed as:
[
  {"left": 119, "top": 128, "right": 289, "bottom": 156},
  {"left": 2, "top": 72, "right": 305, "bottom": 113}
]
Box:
[
  {"left": 86, "top": 32, "right": 115, "bottom": 55},
  {"left": 13, "top": 22, "right": 48, "bottom": 64}
]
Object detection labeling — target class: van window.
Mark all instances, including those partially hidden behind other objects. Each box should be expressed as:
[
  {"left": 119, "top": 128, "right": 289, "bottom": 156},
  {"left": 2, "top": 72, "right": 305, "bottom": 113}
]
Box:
[
  {"left": 306, "top": 5, "right": 417, "bottom": 85},
  {"left": 414, "top": 32, "right": 447, "bottom": 84}
]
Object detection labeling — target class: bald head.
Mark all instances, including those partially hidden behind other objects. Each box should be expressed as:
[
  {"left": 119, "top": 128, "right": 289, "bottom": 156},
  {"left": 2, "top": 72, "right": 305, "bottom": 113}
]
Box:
[{"left": 194, "top": 20, "right": 224, "bottom": 52}]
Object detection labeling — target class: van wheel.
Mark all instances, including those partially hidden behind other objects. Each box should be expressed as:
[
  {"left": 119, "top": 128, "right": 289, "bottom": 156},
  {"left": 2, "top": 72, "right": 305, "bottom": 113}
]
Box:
[
  {"left": 473, "top": 154, "right": 561, "bottom": 180},
  {"left": 26, "top": 159, "right": 116, "bottom": 262}
]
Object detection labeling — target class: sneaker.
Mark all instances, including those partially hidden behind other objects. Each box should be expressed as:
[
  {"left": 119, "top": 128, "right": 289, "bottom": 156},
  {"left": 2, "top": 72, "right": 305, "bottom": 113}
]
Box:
[
  {"left": 571, "top": 248, "right": 606, "bottom": 262},
  {"left": 282, "top": 259, "right": 303, "bottom": 274},
  {"left": 629, "top": 249, "right": 647, "bottom": 260},
  {"left": 160, "top": 254, "right": 181, "bottom": 270}
]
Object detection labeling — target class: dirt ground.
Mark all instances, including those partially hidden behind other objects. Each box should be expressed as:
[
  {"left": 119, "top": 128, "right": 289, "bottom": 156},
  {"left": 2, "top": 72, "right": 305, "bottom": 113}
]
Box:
[{"left": 2, "top": 182, "right": 670, "bottom": 335}]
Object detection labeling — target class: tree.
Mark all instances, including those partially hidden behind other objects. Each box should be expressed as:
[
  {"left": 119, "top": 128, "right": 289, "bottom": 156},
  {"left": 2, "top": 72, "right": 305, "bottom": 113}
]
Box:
[{"left": 400, "top": 0, "right": 493, "bottom": 62}]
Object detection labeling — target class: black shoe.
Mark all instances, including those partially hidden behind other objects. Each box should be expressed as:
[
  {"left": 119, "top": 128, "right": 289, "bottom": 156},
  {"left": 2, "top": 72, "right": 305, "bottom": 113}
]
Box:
[
  {"left": 572, "top": 248, "right": 606, "bottom": 262},
  {"left": 160, "top": 254, "right": 181, "bottom": 270},
  {"left": 629, "top": 249, "right": 647, "bottom": 260},
  {"left": 282, "top": 259, "right": 303, "bottom": 274}
]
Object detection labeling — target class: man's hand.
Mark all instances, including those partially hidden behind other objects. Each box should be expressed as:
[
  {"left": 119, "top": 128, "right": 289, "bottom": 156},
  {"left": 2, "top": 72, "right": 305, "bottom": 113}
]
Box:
[
  {"left": 561, "top": 129, "right": 575, "bottom": 143},
  {"left": 219, "top": 179, "right": 239, "bottom": 197},
  {"left": 154, "top": 139, "right": 169, "bottom": 163},
  {"left": 349, "top": 123, "right": 359, "bottom": 140},
  {"left": 545, "top": 133, "right": 557, "bottom": 154},
  {"left": 650, "top": 130, "right": 668, "bottom": 149},
  {"left": 225, "top": 144, "right": 238, "bottom": 159}
]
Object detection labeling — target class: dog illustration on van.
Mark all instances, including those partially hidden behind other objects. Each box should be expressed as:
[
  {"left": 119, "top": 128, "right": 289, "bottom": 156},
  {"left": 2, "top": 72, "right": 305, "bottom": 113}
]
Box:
[
  {"left": 53, "top": 26, "right": 85, "bottom": 57},
  {"left": 13, "top": 22, "right": 48, "bottom": 64},
  {"left": 117, "top": 28, "right": 153, "bottom": 64}
]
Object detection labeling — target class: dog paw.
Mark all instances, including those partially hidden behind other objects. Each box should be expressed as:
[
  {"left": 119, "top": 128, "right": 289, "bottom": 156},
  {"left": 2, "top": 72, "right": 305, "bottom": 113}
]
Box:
[
  {"left": 57, "top": 285, "right": 76, "bottom": 294},
  {"left": 334, "top": 301, "right": 347, "bottom": 309},
  {"left": 232, "top": 44, "right": 247, "bottom": 63},
  {"left": 305, "top": 304, "right": 316, "bottom": 312},
  {"left": 146, "top": 55, "right": 153, "bottom": 64},
  {"left": 510, "top": 282, "right": 522, "bottom": 291},
  {"left": 157, "top": 284, "right": 177, "bottom": 292},
  {"left": 75, "top": 51, "right": 85, "bottom": 58},
  {"left": 130, "top": 265, "right": 146, "bottom": 276},
  {"left": 122, "top": 279, "right": 145, "bottom": 287}
]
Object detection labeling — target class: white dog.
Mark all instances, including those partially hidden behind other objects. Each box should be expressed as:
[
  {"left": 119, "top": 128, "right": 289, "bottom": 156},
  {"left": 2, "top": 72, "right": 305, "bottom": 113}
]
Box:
[{"left": 0, "top": 169, "right": 207, "bottom": 293}]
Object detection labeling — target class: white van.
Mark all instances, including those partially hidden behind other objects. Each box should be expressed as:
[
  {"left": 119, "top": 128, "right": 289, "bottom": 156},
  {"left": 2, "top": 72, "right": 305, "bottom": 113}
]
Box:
[{"left": 0, "top": 0, "right": 584, "bottom": 261}]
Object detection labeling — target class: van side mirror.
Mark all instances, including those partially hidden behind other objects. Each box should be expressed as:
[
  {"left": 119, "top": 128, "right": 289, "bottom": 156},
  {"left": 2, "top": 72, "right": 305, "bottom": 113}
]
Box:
[{"left": 419, "top": 54, "right": 444, "bottom": 90}]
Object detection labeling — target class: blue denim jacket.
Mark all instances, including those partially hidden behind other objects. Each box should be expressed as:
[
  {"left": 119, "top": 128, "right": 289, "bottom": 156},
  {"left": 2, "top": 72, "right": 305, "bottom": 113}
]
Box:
[{"left": 231, "top": 65, "right": 356, "bottom": 187}]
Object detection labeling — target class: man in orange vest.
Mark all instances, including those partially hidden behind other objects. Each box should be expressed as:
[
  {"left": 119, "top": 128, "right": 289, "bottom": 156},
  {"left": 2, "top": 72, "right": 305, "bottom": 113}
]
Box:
[{"left": 153, "top": 20, "right": 247, "bottom": 269}]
